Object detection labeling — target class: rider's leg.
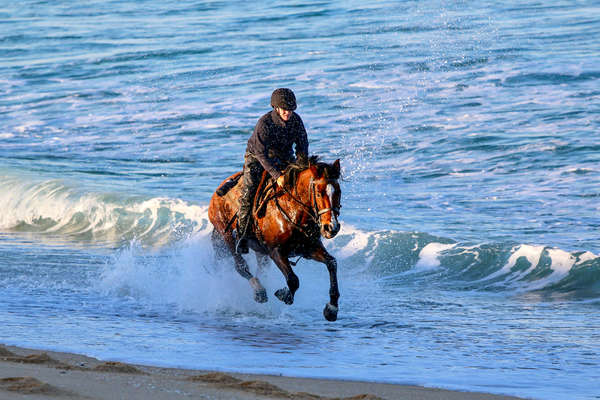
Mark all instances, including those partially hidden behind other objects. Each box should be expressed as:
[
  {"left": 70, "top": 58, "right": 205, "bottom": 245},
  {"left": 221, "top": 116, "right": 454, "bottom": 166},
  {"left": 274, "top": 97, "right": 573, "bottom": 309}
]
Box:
[{"left": 237, "top": 154, "right": 263, "bottom": 253}]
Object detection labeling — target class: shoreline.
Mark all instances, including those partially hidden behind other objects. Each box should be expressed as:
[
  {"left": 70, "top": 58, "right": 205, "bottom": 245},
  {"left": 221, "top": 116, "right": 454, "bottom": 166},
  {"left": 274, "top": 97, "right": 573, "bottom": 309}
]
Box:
[{"left": 0, "top": 343, "right": 527, "bottom": 400}]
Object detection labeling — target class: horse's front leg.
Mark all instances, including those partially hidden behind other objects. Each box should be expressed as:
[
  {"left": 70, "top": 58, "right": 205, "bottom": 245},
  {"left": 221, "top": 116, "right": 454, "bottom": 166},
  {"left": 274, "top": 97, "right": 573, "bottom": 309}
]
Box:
[
  {"left": 270, "top": 247, "right": 298, "bottom": 305},
  {"left": 308, "top": 243, "right": 339, "bottom": 322}
]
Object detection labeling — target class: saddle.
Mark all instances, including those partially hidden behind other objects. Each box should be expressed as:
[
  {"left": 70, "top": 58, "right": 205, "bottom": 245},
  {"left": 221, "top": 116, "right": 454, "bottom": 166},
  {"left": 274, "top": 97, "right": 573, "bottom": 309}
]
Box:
[{"left": 218, "top": 170, "right": 281, "bottom": 237}]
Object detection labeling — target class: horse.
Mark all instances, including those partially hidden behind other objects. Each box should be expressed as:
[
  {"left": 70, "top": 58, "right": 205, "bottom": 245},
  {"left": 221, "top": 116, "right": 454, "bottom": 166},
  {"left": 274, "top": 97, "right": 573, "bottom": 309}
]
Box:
[{"left": 208, "top": 156, "right": 342, "bottom": 321}]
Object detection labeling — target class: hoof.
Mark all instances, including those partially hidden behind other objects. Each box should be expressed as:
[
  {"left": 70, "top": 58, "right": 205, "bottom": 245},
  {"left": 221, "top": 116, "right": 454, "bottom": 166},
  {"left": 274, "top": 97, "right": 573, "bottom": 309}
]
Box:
[
  {"left": 254, "top": 288, "right": 268, "bottom": 303},
  {"left": 323, "top": 303, "right": 338, "bottom": 322},
  {"left": 275, "top": 288, "right": 294, "bottom": 305}
]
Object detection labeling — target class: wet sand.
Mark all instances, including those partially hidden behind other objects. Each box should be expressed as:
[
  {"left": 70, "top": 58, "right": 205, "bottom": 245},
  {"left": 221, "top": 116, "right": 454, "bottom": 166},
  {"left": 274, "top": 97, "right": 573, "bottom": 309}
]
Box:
[{"left": 0, "top": 344, "right": 526, "bottom": 400}]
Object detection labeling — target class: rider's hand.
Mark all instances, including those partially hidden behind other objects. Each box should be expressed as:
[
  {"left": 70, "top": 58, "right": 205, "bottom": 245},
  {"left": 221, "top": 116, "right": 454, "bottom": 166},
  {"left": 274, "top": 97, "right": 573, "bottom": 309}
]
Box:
[{"left": 277, "top": 175, "right": 285, "bottom": 188}]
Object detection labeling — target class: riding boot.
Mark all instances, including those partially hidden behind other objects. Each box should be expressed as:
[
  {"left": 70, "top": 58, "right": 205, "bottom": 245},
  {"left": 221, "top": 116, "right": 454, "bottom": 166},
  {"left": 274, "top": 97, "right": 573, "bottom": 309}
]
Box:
[{"left": 236, "top": 208, "right": 252, "bottom": 254}]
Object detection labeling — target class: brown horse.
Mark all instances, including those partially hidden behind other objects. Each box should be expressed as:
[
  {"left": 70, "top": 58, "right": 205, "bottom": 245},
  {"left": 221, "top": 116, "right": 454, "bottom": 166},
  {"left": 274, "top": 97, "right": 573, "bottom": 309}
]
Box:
[{"left": 208, "top": 156, "right": 342, "bottom": 321}]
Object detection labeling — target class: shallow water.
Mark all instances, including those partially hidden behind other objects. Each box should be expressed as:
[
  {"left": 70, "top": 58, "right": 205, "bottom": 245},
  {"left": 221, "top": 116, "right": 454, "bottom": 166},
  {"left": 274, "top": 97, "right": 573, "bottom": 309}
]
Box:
[{"left": 1, "top": 1, "right": 600, "bottom": 399}]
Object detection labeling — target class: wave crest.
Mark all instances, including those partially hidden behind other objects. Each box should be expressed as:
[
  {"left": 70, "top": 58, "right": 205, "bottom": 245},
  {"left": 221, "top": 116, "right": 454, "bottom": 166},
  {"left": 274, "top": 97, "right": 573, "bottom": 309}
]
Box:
[
  {"left": 0, "top": 175, "right": 209, "bottom": 247},
  {"left": 329, "top": 227, "right": 600, "bottom": 299}
]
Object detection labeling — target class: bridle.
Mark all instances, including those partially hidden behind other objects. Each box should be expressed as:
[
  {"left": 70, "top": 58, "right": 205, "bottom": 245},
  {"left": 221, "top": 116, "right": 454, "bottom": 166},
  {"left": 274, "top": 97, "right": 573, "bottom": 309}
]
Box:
[
  {"left": 276, "top": 176, "right": 340, "bottom": 238},
  {"left": 310, "top": 177, "right": 341, "bottom": 218}
]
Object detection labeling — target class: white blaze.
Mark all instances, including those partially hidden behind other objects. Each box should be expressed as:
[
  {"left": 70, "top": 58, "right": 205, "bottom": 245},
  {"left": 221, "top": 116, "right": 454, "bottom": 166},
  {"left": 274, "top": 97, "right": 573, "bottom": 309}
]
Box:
[
  {"left": 326, "top": 184, "right": 339, "bottom": 230},
  {"left": 326, "top": 184, "right": 335, "bottom": 204}
]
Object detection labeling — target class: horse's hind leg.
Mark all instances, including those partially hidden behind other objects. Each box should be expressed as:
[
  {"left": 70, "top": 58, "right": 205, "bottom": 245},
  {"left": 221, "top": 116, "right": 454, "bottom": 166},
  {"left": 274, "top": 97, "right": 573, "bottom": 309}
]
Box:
[
  {"left": 223, "top": 235, "right": 268, "bottom": 303},
  {"left": 251, "top": 252, "right": 270, "bottom": 303},
  {"left": 211, "top": 229, "right": 229, "bottom": 260},
  {"left": 255, "top": 252, "right": 270, "bottom": 276},
  {"left": 235, "top": 252, "right": 268, "bottom": 304}
]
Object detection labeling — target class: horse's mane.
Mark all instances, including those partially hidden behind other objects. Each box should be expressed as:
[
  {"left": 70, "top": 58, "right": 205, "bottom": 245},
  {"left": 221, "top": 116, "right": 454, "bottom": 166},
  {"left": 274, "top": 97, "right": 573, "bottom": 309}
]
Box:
[{"left": 283, "top": 155, "right": 340, "bottom": 188}]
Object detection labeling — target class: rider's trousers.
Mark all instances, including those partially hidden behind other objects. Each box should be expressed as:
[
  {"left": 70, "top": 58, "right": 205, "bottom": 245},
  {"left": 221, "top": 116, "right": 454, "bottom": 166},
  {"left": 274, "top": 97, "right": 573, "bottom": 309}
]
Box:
[{"left": 238, "top": 152, "right": 264, "bottom": 238}]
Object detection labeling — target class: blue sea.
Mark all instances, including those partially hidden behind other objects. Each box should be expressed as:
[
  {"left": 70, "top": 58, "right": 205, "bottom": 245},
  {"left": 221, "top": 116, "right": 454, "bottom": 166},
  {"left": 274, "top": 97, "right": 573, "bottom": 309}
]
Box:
[{"left": 1, "top": 1, "right": 599, "bottom": 399}]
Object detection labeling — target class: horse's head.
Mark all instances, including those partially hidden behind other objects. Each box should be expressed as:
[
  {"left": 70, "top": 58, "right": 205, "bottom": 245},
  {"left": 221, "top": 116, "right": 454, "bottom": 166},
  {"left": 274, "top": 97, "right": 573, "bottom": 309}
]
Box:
[{"left": 307, "top": 159, "right": 342, "bottom": 239}]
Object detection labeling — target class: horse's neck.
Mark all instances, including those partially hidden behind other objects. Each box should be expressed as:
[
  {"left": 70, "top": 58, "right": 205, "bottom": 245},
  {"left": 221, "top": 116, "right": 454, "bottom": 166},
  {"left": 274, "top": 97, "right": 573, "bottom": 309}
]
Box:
[
  {"left": 276, "top": 171, "right": 314, "bottom": 221},
  {"left": 292, "top": 171, "right": 314, "bottom": 204}
]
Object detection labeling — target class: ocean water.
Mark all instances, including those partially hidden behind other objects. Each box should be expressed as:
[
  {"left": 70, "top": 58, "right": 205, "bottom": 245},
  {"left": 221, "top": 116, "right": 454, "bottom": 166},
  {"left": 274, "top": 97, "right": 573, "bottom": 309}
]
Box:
[{"left": 1, "top": 1, "right": 599, "bottom": 399}]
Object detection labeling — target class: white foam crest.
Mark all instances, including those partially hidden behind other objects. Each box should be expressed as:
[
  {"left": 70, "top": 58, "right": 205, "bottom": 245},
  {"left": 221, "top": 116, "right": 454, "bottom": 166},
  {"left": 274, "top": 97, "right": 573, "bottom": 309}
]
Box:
[
  {"left": 324, "top": 224, "right": 394, "bottom": 273},
  {"left": 483, "top": 246, "right": 596, "bottom": 292},
  {"left": 504, "top": 245, "right": 544, "bottom": 274},
  {"left": 516, "top": 248, "right": 577, "bottom": 291},
  {"left": 547, "top": 248, "right": 576, "bottom": 275},
  {"left": 577, "top": 251, "right": 598, "bottom": 264},
  {"left": 492, "top": 248, "right": 573, "bottom": 293},
  {"left": 481, "top": 245, "right": 545, "bottom": 284},
  {"left": 329, "top": 224, "right": 372, "bottom": 258},
  {"left": 415, "top": 242, "right": 457, "bottom": 270}
]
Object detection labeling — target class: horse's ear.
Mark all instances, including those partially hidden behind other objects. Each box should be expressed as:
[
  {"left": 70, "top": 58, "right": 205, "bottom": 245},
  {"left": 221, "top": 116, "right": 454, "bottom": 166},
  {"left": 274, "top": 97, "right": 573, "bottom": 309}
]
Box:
[{"left": 333, "top": 159, "right": 341, "bottom": 173}]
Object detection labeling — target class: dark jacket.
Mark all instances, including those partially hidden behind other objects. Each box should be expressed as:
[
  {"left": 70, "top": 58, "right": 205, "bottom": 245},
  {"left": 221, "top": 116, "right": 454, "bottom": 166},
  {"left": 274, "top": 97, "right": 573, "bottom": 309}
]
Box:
[{"left": 246, "top": 110, "right": 309, "bottom": 179}]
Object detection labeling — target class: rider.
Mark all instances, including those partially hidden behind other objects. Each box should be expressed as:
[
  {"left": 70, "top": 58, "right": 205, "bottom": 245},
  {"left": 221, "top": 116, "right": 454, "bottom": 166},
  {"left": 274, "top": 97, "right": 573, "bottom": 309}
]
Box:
[{"left": 236, "top": 88, "right": 309, "bottom": 253}]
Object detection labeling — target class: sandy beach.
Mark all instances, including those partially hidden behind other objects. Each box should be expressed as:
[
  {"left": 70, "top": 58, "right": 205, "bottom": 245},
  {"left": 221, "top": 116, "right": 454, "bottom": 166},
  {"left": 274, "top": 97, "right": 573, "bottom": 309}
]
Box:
[{"left": 0, "top": 344, "right": 526, "bottom": 400}]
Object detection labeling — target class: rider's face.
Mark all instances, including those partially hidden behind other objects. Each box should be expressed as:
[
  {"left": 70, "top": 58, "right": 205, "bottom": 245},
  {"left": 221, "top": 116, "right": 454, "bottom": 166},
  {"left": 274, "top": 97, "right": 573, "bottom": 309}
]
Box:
[{"left": 276, "top": 107, "right": 292, "bottom": 121}]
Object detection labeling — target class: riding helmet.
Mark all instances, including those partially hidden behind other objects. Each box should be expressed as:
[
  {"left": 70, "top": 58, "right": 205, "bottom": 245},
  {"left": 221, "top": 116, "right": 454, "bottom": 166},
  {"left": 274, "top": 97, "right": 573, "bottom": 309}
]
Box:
[{"left": 271, "top": 88, "right": 297, "bottom": 110}]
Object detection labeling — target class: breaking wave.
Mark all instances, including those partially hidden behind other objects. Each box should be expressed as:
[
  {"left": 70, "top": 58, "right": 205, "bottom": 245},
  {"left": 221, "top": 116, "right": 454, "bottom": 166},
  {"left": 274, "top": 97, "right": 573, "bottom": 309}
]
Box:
[
  {"left": 2, "top": 174, "right": 598, "bottom": 298},
  {"left": 331, "top": 227, "right": 600, "bottom": 299},
  {"left": 0, "top": 175, "right": 209, "bottom": 247}
]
